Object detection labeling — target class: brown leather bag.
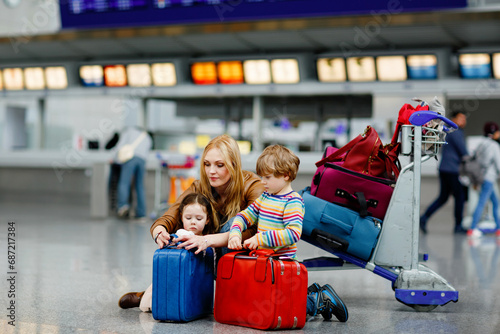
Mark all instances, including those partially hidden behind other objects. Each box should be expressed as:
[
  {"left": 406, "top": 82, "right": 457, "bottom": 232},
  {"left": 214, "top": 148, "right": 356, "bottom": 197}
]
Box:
[{"left": 315, "top": 126, "right": 400, "bottom": 180}]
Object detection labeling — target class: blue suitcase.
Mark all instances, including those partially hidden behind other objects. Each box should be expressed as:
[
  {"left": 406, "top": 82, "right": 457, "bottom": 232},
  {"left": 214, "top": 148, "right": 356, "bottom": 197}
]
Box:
[
  {"left": 152, "top": 245, "right": 214, "bottom": 322},
  {"left": 302, "top": 189, "right": 382, "bottom": 261}
]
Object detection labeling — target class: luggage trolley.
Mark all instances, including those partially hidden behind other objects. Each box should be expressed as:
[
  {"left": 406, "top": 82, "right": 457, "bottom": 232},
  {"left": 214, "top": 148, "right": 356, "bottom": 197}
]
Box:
[
  {"left": 302, "top": 110, "right": 460, "bottom": 312},
  {"left": 150, "top": 152, "right": 198, "bottom": 220}
]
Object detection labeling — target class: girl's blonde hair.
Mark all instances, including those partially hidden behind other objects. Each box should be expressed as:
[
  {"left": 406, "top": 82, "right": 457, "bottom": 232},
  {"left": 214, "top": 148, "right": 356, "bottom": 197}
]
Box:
[
  {"left": 199, "top": 135, "right": 244, "bottom": 229},
  {"left": 178, "top": 193, "right": 217, "bottom": 235}
]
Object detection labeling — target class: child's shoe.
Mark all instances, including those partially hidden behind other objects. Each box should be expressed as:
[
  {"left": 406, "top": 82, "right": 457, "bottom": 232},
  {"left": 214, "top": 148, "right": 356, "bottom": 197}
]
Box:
[
  {"left": 307, "top": 283, "right": 322, "bottom": 316},
  {"left": 319, "top": 284, "right": 348, "bottom": 322},
  {"left": 467, "top": 229, "right": 483, "bottom": 238}
]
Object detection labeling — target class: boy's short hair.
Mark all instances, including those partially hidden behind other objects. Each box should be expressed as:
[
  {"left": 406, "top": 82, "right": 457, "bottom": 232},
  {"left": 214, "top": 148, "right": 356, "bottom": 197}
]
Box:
[{"left": 256, "top": 145, "right": 300, "bottom": 181}]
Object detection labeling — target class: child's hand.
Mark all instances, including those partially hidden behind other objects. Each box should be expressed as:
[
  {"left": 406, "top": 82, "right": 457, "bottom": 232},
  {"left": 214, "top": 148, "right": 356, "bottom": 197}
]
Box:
[
  {"left": 228, "top": 236, "right": 242, "bottom": 250},
  {"left": 243, "top": 236, "right": 259, "bottom": 250}
]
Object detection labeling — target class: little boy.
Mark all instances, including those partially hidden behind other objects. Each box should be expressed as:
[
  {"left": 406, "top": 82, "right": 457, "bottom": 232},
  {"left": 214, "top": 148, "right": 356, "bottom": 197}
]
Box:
[
  {"left": 228, "top": 144, "right": 303, "bottom": 258},
  {"left": 228, "top": 145, "right": 348, "bottom": 322}
]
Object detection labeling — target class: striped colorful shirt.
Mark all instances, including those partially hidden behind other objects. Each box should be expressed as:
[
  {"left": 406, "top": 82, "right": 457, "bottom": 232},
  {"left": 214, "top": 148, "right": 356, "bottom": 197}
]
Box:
[{"left": 229, "top": 191, "right": 304, "bottom": 259}]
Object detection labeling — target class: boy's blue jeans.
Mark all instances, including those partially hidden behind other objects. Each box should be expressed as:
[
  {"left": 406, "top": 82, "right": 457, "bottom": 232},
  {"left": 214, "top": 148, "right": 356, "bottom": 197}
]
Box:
[
  {"left": 219, "top": 219, "right": 317, "bottom": 315},
  {"left": 470, "top": 180, "right": 500, "bottom": 230}
]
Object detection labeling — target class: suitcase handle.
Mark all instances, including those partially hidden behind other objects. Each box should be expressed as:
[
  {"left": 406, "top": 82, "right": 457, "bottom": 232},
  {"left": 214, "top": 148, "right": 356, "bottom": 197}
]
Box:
[
  {"left": 311, "top": 228, "right": 349, "bottom": 252},
  {"left": 335, "top": 188, "right": 378, "bottom": 218},
  {"left": 249, "top": 249, "right": 276, "bottom": 257},
  {"left": 219, "top": 250, "right": 273, "bottom": 283}
]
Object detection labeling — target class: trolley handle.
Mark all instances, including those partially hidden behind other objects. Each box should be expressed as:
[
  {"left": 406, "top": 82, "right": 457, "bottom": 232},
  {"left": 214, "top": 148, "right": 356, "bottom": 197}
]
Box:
[{"left": 408, "top": 110, "right": 458, "bottom": 132}]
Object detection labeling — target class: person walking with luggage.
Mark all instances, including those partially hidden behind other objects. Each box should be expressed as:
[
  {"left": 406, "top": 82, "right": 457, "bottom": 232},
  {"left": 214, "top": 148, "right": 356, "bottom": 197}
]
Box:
[
  {"left": 228, "top": 145, "right": 348, "bottom": 322},
  {"left": 420, "top": 111, "right": 469, "bottom": 234},
  {"left": 138, "top": 192, "right": 218, "bottom": 312},
  {"left": 467, "top": 122, "right": 500, "bottom": 238},
  {"left": 118, "top": 134, "right": 265, "bottom": 309},
  {"left": 114, "top": 126, "right": 153, "bottom": 220}
]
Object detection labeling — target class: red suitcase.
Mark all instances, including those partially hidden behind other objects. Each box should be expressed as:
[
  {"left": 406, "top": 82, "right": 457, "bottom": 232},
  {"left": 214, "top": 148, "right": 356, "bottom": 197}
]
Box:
[{"left": 214, "top": 250, "right": 308, "bottom": 330}]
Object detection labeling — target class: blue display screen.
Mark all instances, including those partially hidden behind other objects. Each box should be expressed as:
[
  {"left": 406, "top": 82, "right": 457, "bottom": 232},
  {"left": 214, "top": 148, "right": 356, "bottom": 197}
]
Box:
[{"left": 60, "top": 0, "right": 467, "bottom": 30}]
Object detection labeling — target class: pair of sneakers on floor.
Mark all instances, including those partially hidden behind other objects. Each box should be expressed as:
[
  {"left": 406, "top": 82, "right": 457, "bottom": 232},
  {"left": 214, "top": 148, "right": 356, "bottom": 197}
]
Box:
[
  {"left": 467, "top": 228, "right": 500, "bottom": 238},
  {"left": 308, "top": 283, "right": 348, "bottom": 322}
]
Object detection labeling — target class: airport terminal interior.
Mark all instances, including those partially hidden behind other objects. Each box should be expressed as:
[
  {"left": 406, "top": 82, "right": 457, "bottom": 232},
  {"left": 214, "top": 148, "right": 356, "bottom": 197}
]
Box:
[{"left": 1, "top": 0, "right": 500, "bottom": 333}]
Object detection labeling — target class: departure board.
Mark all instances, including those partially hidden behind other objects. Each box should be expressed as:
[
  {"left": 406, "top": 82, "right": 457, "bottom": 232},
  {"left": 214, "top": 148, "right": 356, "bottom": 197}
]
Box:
[
  {"left": 68, "top": 0, "right": 147, "bottom": 14},
  {"left": 60, "top": 0, "right": 467, "bottom": 29}
]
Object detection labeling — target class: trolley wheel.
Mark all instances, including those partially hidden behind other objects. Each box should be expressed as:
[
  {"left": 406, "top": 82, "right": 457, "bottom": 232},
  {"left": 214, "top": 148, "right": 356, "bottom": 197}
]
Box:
[{"left": 410, "top": 304, "right": 438, "bottom": 312}]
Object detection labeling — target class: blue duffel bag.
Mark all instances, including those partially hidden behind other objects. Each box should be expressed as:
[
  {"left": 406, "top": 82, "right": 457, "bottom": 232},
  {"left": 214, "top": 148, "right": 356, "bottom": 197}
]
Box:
[{"left": 301, "top": 189, "right": 382, "bottom": 261}]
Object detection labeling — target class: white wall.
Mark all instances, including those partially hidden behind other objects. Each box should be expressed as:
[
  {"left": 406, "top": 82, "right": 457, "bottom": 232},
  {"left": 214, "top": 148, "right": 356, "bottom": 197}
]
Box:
[
  {"left": 0, "top": 0, "right": 60, "bottom": 37},
  {"left": 44, "top": 95, "right": 142, "bottom": 150}
]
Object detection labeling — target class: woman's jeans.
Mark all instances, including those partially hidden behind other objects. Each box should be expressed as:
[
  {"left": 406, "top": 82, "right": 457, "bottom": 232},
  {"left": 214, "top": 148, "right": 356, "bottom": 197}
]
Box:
[
  {"left": 117, "top": 156, "right": 146, "bottom": 217},
  {"left": 470, "top": 180, "right": 500, "bottom": 230}
]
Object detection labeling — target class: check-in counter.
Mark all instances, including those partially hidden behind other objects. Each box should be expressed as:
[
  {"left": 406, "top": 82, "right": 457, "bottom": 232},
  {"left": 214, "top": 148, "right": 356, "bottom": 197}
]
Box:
[{"left": 0, "top": 150, "right": 439, "bottom": 218}]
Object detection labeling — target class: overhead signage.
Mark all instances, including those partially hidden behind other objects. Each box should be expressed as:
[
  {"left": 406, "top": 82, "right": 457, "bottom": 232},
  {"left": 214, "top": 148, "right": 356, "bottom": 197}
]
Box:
[{"left": 59, "top": 0, "right": 467, "bottom": 29}]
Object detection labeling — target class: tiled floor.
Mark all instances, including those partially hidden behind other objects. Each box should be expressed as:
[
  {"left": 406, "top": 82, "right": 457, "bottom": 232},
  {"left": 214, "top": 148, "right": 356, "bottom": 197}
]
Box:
[{"left": 1, "top": 178, "right": 499, "bottom": 334}]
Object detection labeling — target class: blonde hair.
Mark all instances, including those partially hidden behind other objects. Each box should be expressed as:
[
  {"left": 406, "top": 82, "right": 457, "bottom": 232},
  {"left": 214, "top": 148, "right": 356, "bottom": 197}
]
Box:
[
  {"left": 199, "top": 135, "right": 244, "bottom": 226},
  {"left": 256, "top": 145, "right": 300, "bottom": 181}
]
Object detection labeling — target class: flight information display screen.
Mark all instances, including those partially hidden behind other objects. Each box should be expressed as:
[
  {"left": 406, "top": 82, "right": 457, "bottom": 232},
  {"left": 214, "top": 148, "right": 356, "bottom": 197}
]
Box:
[{"left": 60, "top": 0, "right": 467, "bottom": 29}]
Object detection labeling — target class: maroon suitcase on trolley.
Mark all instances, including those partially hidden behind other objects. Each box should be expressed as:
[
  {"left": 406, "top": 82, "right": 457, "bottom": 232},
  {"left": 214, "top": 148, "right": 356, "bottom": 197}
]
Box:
[
  {"left": 311, "top": 146, "right": 396, "bottom": 220},
  {"left": 214, "top": 250, "right": 308, "bottom": 330}
]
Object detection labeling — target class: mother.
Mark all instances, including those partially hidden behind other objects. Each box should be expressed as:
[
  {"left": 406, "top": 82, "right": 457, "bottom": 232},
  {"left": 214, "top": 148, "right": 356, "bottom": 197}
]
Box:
[{"left": 118, "top": 134, "right": 264, "bottom": 310}]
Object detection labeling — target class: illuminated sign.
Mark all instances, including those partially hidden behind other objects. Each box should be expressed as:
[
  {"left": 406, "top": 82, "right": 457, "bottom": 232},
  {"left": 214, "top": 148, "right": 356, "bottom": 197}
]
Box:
[
  {"left": 459, "top": 53, "right": 491, "bottom": 79},
  {"left": 45, "top": 67, "right": 68, "bottom": 89},
  {"left": 271, "top": 59, "right": 300, "bottom": 84},
  {"left": 317, "top": 58, "right": 346, "bottom": 82},
  {"left": 151, "top": 63, "right": 177, "bottom": 86},
  {"left": 3, "top": 68, "right": 24, "bottom": 90},
  {"left": 127, "top": 64, "right": 152, "bottom": 87},
  {"left": 24, "top": 67, "right": 46, "bottom": 90},
  {"left": 80, "top": 65, "right": 104, "bottom": 86},
  {"left": 217, "top": 61, "right": 244, "bottom": 85},
  {"left": 407, "top": 55, "right": 437, "bottom": 79},
  {"left": 346, "top": 57, "right": 376, "bottom": 82},
  {"left": 191, "top": 62, "right": 217, "bottom": 85},
  {"left": 376, "top": 56, "right": 407, "bottom": 81},
  {"left": 493, "top": 53, "right": 500, "bottom": 79},
  {"left": 243, "top": 60, "right": 271, "bottom": 85},
  {"left": 104, "top": 65, "right": 127, "bottom": 87}
]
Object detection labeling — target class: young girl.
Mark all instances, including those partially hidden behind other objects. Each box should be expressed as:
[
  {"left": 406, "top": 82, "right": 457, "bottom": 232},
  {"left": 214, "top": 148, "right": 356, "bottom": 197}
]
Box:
[
  {"left": 131, "top": 193, "right": 216, "bottom": 312},
  {"left": 163, "top": 192, "right": 217, "bottom": 240}
]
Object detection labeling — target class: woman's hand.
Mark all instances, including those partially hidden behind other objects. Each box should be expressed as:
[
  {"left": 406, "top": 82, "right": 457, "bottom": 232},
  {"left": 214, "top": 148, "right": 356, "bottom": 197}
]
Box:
[
  {"left": 243, "top": 235, "right": 259, "bottom": 250},
  {"left": 174, "top": 234, "right": 209, "bottom": 255},
  {"left": 153, "top": 227, "right": 170, "bottom": 249},
  {"left": 228, "top": 236, "right": 243, "bottom": 250}
]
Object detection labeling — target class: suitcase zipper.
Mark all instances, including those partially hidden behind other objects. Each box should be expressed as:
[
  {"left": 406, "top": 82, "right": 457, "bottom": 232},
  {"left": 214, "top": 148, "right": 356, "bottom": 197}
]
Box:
[
  {"left": 323, "top": 163, "right": 396, "bottom": 186},
  {"left": 269, "top": 258, "right": 275, "bottom": 283}
]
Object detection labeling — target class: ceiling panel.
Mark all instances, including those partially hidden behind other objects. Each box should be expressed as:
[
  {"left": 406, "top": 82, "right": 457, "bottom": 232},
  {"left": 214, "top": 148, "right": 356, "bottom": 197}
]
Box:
[
  {"left": 441, "top": 21, "right": 500, "bottom": 44},
  {"left": 14, "top": 40, "right": 84, "bottom": 60},
  {"left": 118, "top": 36, "right": 196, "bottom": 56},
  {"left": 66, "top": 39, "right": 140, "bottom": 58},
  {"left": 0, "top": 43, "right": 38, "bottom": 62},
  {"left": 178, "top": 33, "right": 256, "bottom": 54},
  {"left": 301, "top": 27, "right": 387, "bottom": 51},
  {"left": 237, "top": 30, "right": 319, "bottom": 51},
  {"left": 377, "top": 25, "right": 460, "bottom": 47}
]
